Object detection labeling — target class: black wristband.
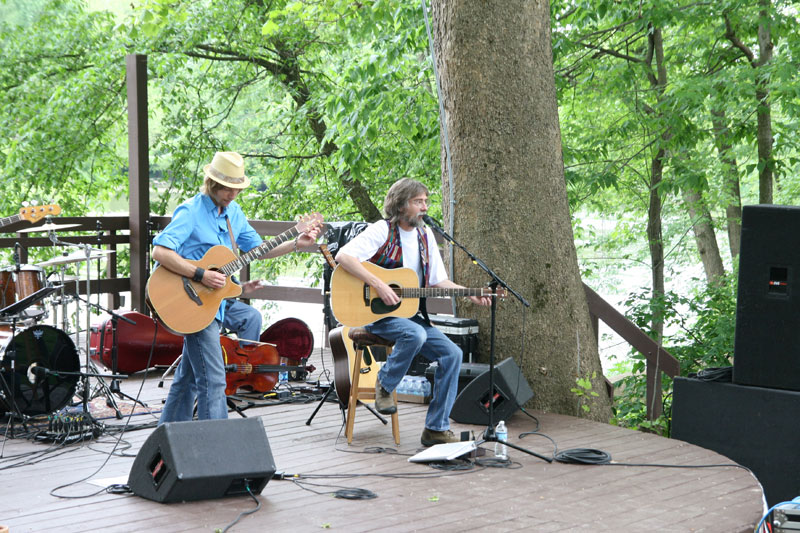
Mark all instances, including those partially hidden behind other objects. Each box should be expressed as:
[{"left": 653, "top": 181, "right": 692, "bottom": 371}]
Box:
[{"left": 192, "top": 267, "right": 205, "bottom": 282}]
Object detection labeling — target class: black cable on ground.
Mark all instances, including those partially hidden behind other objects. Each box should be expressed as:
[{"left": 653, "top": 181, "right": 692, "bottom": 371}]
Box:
[{"left": 554, "top": 448, "right": 612, "bottom": 465}]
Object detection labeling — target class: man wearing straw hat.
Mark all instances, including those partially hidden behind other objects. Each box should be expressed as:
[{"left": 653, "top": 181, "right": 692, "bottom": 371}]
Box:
[{"left": 152, "top": 151, "right": 320, "bottom": 424}]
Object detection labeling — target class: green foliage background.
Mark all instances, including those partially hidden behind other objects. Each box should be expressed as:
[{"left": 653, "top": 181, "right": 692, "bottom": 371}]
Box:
[{"left": 2, "top": 0, "right": 799, "bottom": 431}]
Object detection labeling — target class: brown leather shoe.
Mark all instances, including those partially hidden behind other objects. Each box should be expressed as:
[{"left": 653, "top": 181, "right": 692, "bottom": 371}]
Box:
[
  {"left": 421, "top": 428, "right": 459, "bottom": 447},
  {"left": 374, "top": 378, "right": 397, "bottom": 414}
]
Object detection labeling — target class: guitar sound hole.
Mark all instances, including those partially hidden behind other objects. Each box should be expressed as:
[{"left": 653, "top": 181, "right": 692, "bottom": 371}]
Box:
[{"left": 370, "top": 284, "right": 401, "bottom": 316}]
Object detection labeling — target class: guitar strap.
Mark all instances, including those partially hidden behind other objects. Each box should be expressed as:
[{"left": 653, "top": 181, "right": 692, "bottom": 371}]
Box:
[{"left": 226, "top": 217, "right": 239, "bottom": 256}]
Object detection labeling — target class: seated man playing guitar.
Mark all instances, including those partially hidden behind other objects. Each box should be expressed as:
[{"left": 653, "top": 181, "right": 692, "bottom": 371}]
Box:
[
  {"left": 336, "top": 178, "right": 490, "bottom": 447},
  {"left": 151, "top": 151, "right": 320, "bottom": 425}
]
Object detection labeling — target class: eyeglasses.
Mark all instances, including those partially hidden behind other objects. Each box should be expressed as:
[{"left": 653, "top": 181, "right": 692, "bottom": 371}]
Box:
[{"left": 410, "top": 198, "right": 428, "bottom": 207}]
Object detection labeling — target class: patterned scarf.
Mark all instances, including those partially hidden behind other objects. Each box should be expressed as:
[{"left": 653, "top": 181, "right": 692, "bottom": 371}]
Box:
[{"left": 369, "top": 220, "right": 430, "bottom": 287}]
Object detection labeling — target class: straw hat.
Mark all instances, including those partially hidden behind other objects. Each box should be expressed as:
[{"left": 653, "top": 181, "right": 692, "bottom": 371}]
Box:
[{"left": 203, "top": 151, "right": 250, "bottom": 189}]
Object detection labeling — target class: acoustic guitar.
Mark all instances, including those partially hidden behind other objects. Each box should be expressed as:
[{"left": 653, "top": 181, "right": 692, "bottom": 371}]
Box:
[
  {"left": 329, "top": 262, "right": 506, "bottom": 327},
  {"left": 329, "top": 326, "right": 381, "bottom": 405},
  {"left": 146, "top": 212, "right": 323, "bottom": 335},
  {"left": 0, "top": 204, "right": 61, "bottom": 229}
]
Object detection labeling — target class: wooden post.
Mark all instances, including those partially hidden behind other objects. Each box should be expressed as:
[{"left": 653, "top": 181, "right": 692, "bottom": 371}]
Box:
[{"left": 127, "top": 54, "right": 149, "bottom": 313}]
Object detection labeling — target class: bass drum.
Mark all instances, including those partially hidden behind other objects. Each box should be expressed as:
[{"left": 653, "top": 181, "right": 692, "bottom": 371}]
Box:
[{"left": 0, "top": 325, "right": 80, "bottom": 416}]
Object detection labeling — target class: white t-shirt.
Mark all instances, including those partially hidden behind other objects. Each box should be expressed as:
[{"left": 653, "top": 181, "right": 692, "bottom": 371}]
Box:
[{"left": 338, "top": 221, "right": 448, "bottom": 287}]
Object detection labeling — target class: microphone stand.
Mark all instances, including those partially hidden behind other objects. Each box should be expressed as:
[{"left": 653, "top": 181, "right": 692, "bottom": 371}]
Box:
[
  {"left": 74, "top": 293, "right": 145, "bottom": 410},
  {"left": 422, "top": 216, "right": 550, "bottom": 463}
]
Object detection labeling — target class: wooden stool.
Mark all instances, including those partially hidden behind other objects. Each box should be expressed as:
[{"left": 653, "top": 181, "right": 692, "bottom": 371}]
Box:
[{"left": 344, "top": 327, "right": 400, "bottom": 445}]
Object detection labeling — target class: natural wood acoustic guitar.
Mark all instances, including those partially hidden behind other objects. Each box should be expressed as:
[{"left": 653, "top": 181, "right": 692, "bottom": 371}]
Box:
[
  {"left": 146, "top": 212, "right": 323, "bottom": 335},
  {"left": 329, "top": 261, "right": 505, "bottom": 327}
]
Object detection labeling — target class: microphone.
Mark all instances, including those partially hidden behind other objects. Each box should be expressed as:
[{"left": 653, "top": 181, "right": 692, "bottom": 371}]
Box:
[
  {"left": 421, "top": 214, "right": 441, "bottom": 228},
  {"left": 27, "top": 363, "right": 51, "bottom": 384}
]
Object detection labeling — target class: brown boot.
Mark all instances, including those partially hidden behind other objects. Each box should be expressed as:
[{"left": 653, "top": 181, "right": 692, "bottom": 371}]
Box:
[
  {"left": 421, "top": 428, "right": 459, "bottom": 447},
  {"left": 374, "top": 378, "right": 397, "bottom": 414}
]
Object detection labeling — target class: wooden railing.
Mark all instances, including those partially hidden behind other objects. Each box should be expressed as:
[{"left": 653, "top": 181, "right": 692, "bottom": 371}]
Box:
[{"left": 0, "top": 214, "right": 675, "bottom": 420}]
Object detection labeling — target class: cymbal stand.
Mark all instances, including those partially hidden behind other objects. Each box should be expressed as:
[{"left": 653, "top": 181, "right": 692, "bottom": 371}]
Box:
[
  {"left": 0, "top": 314, "right": 28, "bottom": 437},
  {"left": 46, "top": 230, "right": 116, "bottom": 419}
]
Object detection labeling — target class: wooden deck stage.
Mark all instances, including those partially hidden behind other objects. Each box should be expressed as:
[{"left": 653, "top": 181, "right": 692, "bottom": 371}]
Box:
[{"left": 1, "top": 348, "right": 764, "bottom": 532}]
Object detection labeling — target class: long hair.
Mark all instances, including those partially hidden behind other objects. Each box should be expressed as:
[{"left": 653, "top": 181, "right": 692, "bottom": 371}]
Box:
[
  {"left": 200, "top": 176, "right": 225, "bottom": 196},
  {"left": 383, "top": 178, "right": 428, "bottom": 222}
]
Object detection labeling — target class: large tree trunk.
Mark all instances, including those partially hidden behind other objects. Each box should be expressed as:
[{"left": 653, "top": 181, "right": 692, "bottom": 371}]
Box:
[{"left": 431, "top": 0, "right": 612, "bottom": 421}]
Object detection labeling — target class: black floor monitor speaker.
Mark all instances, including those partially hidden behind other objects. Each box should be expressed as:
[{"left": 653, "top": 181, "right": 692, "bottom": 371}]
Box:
[
  {"left": 449, "top": 358, "right": 534, "bottom": 425},
  {"left": 672, "top": 377, "right": 800, "bottom": 506},
  {"left": 128, "top": 417, "right": 276, "bottom": 503},
  {"left": 733, "top": 204, "right": 800, "bottom": 391}
]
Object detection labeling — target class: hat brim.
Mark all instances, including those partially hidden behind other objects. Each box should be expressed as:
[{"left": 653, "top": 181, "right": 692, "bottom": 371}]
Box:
[{"left": 204, "top": 164, "right": 250, "bottom": 189}]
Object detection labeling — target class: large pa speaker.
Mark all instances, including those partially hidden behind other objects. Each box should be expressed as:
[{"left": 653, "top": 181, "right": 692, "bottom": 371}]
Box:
[
  {"left": 733, "top": 204, "right": 800, "bottom": 391},
  {"left": 672, "top": 377, "right": 800, "bottom": 506},
  {"left": 128, "top": 417, "right": 276, "bottom": 503},
  {"left": 449, "top": 358, "right": 534, "bottom": 425}
]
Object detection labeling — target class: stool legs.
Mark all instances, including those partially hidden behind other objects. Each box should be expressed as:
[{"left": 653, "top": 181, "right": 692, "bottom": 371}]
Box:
[{"left": 345, "top": 344, "right": 400, "bottom": 445}]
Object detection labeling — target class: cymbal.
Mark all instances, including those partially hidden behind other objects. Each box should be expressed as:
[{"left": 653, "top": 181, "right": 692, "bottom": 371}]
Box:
[
  {"left": 36, "top": 249, "right": 115, "bottom": 267},
  {"left": 17, "top": 223, "right": 82, "bottom": 233}
]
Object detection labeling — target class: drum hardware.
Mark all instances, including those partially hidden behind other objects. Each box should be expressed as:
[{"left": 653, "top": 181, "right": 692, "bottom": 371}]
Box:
[
  {"left": 75, "top": 294, "right": 142, "bottom": 414},
  {"left": 43, "top": 224, "right": 129, "bottom": 421},
  {"left": 15, "top": 222, "right": 82, "bottom": 233}
]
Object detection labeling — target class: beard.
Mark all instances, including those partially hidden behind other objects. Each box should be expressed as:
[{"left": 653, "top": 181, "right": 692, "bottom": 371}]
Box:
[{"left": 401, "top": 212, "right": 424, "bottom": 228}]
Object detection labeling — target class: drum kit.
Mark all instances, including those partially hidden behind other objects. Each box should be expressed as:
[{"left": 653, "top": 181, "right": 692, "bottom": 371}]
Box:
[{"left": 0, "top": 219, "right": 126, "bottom": 428}]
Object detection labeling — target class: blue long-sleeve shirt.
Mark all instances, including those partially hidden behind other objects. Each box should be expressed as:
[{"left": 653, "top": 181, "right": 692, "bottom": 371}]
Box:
[{"left": 152, "top": 193, "right": 262, "bottom": 322}]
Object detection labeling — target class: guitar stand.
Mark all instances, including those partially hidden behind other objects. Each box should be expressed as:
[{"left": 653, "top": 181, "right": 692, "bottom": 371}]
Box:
[
  {"left": 226, "top": 396, "right": 249, "bottom": 418},
  {"left": 305, "top": 382, "right": 389, "bottom": 427}
]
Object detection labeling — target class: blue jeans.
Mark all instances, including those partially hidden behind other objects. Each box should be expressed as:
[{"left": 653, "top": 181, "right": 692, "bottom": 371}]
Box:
[
  {"left": 222, "top": 299, "right": 262, "bottom": 343},
  {"left": 366, "top": 315, "right": 462, "bottom": 432},
  {"left": 159, "top": 318, "right": 228, "bottom": 424},
  {"left": 158, "top": 300, "right": 262, "bottom": 425}
]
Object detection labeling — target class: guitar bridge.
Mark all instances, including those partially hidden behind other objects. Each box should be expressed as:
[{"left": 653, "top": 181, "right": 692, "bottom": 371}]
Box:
[
  {"left": 182, "top": 276, "right": 203, "bottom": 306},
  {"left": 362, "top": 284, "right": 370, "bottom": 307}
]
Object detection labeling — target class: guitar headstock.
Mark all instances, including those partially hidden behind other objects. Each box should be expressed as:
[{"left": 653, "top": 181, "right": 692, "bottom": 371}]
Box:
[
  {"left": 296, "top": 212, "right": 324, "bottom": 235},
  {"left": 20, "top": 204, "right": 61, "bottom": 223}
]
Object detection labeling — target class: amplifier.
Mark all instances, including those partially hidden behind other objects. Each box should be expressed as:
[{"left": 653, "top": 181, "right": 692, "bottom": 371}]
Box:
[
  {"left": 776, "top": 506, "right": 800, "bottom": 532},
  {"left": 430, "top": 315, "right": 479, "bottom": 363},
  {"left": 425, "top": 362, "right": 489, "bottom": 395}
]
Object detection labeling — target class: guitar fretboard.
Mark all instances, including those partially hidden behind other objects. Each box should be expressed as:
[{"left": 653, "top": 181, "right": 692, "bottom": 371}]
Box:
[
  {"left": 219, "top": 226, "right": 301, "bottom": 276},
  {"left": 396, "top": 287, "right": 496, "bottom": 298},
  {"left": 0, "top": 214, "right": 21, "bottom": 228}
]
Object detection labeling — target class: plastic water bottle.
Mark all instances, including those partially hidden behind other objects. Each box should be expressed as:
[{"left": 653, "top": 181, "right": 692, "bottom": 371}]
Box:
[
  {"left": 422, "top": 378, "right": 432, "bottom": 399},
  {"left": 494, "top": 420, "right": 508, "bottom": 460},
  {"left": 411, "top": 377, "right": 423, "bottom": 396},
  {"left": 278, "top": 356, "right": 289, "bottom": 386},
  {"left": 397, "top": 376, "right": 408, "bottom": 396}
]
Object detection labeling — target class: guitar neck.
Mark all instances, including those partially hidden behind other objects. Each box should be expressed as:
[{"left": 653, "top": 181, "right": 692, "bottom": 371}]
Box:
[
  {"left": 218, "top": 226, "right": 301, "bottom": 276},
  {"left": 397, "top": 287, "right": 492, "bottom": 298},
  {"left": 0, "top": 214, "right": 22, "bottom": 228},
  {"left": 319, "top": 244, "right": 337, "bottom": 269}
]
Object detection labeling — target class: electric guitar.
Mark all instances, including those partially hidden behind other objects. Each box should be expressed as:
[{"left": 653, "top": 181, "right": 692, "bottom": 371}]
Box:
[
  {"left": 329, "top": 325, "right": 381, "bottom": 405},
  {"left": 0, "top": 204, "right": 61, "bottom": 229},
  {"left": 146, "top": 212, "right": 323, "bottom": 335},
  {"left": 329, "top": 261, "right": 505, "bottom": 327}
]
